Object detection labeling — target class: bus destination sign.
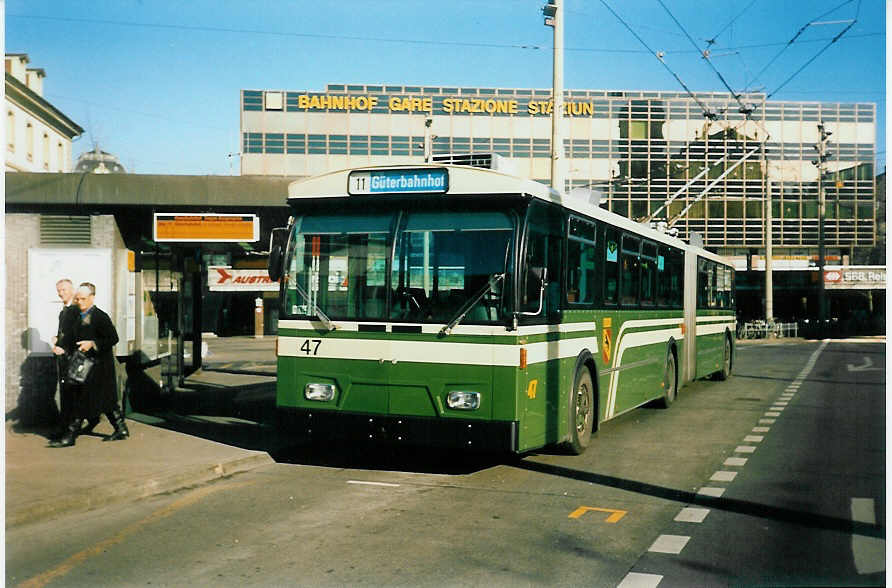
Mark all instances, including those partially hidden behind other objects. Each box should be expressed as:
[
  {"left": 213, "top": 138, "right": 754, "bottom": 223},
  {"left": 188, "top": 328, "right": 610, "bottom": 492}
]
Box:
[{"left": 348, "top": 169, "right": 448, "bottom": 195}]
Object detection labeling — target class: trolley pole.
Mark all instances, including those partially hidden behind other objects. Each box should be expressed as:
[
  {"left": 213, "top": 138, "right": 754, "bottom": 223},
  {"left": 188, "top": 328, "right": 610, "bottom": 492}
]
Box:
[{"left": 543, "top": 0, "right": 565, "bottom": 193}]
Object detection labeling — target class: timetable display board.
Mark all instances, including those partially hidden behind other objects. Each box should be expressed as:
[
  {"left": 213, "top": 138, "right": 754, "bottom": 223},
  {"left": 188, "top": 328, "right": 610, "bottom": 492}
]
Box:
[{"left": 153, "top": 213, "right": 259, "bottom": 242}]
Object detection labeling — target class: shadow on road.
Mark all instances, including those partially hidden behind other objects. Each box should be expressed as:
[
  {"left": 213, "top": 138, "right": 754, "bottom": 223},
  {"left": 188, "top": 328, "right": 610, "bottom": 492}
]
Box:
[
  {"left": 513, "top": 459, "right": 885, "bottom": 539},
  {"left": 129, "top": 370, "right": 503, "bottom": 476}
]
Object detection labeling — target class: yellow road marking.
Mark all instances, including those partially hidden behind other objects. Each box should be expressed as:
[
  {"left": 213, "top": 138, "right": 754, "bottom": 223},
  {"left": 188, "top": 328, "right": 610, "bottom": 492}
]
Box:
[
  {"left": 18, "top": 481, "right": 251, "bottom": 588},
  {"left": 568, "top": 506, "right": 628, "bottom": 523}
]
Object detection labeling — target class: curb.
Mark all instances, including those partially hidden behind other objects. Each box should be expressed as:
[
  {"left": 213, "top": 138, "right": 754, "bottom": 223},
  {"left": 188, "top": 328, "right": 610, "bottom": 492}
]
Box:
[{"left": 7, "top": 451, "right": 274, "bottom": 529}]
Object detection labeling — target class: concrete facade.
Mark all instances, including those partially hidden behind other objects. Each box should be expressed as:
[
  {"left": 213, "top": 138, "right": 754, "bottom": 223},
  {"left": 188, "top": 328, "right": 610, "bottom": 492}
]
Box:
[{"left": 5, "top": 54, "right": 83, "bottom": 173}]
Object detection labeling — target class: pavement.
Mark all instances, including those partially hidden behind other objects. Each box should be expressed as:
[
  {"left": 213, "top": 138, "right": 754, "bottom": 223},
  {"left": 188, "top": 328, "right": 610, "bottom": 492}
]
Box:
[{"left": 6, "top": 336, "right": 279, "bottom": 529}]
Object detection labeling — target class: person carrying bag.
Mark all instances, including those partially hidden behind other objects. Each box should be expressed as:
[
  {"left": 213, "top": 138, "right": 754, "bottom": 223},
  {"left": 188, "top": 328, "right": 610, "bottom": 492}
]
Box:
[{"left": 49, "top": 282, "right": 129, "bottom": 448}]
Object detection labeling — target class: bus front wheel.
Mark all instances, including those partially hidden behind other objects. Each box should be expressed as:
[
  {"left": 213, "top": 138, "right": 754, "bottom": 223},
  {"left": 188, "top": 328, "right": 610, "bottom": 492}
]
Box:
[{"left": 565, "top": 367, "right": 594, "bottom": 455}]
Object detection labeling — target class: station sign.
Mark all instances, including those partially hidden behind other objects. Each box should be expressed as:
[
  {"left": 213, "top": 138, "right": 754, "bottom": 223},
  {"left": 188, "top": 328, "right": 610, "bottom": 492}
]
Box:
[
  {"left": 823, "top": 266, "right": 886, "bottom": 290},
  {"left": 153, "top": 213, "right": 259, "bottom": 242},
  {"left": 208, "top": 267, "right": 279, "bottom": 292},
  {"left": 348, "top": 168, "right": 448, "bottom": 195}
]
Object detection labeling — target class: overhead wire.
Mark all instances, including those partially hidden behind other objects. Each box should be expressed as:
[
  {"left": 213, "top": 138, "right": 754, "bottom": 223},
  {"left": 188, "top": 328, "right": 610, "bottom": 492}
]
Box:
[
  {"left": 657, "top": 0, "right": 750, "bottom": 114},
  {"left": 598, "top": 0, "right": 718, "bottom": 119},
  {"left": 748, "top": 0, "right": 855, "bottom": 91},
  {"left": 7, "top": 13, "right": 543, "bottom": 51}
]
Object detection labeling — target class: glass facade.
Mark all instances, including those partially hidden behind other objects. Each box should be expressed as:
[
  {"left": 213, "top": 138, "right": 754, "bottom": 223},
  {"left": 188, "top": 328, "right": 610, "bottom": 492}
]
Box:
[{"left": 241, "top": 85, "right": 876, "bottom": 250}]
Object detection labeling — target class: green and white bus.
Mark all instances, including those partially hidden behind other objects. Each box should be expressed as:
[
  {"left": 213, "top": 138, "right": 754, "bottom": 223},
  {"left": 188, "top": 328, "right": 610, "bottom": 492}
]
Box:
[{"left": 268, "top": 164, "right": 735, "bottom": 454}]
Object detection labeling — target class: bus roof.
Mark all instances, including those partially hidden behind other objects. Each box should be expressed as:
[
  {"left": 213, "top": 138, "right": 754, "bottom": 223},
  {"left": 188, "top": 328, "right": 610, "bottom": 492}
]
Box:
[{"left": 286, "top": 164, "right": 730, "bottom": 265}]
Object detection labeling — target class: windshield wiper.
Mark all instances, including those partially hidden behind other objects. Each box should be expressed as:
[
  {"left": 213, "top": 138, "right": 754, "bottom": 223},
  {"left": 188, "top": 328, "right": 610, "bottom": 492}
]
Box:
[
  {"left": 439, "top": 273, "right": 505, "bottom": 337},
  {"left": 294, "top": 281, "right": 336, "bottom": 331}
]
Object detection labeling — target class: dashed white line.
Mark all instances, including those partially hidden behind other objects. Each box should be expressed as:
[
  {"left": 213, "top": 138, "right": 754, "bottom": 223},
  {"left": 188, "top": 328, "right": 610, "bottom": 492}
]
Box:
[
  {"left": 649, "top": 535, "right": 690, "bottom": 554},
  {"left": 710, "top": 471, "right": 738, "bottom": 482},
  {"left": 675, "top": 507, "right": 710, "bottom": 523},
  {"left": 851, "top": 498, "right": 885, "bottom": 575},
  {"left": 697, "top": 487, "right": 726, "bottom": 497},
  {"left": 618, "top": 572, "right": 663, "bottom": 588},
  {"left": 347, "top": 480, "right": 401, "bottom": 487}
]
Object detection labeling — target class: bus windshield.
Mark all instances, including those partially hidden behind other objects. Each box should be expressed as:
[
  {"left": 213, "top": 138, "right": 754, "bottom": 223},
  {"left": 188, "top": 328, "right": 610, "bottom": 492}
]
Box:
[{"left": 283, "top": 209, "right": 515, "bottom": 324}]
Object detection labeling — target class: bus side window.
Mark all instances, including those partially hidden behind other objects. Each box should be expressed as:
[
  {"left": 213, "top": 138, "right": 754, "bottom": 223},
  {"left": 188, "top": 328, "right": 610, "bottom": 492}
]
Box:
[
  {"left": 656, "top": 245, "right": 669, "bottom": 307},
  {"left": 670, "top": 248, "right": 684, "bottom": 308},
  {"left": 640, "top": 241, "right": 657, "bottom": 306},
  {"left": 620, "top": 234, "right": 640, "bottom": 307},
  {"left": 567, "top": 216, "right": 597, "bottom": 306},
  {"left": 603, "top": 227, "right": 619, "bottom": 305},
  {"left": 522, "top": 203, "right": 563, "bottom": 318},
  {"left": 697, "top": 258, "right": 709, "bottom": 308}
]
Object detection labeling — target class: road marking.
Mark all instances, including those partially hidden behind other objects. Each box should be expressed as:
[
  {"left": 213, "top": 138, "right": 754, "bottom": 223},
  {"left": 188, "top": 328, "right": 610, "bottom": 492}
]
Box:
[
  {"left": 735, "top": 445, "right": 757, "bottom": 453},
  {"left": 347, "top": 480, "right": 401, "bottom": 487},
  {"left": 568, "top": 506, "right": 627, "bottom": 523},
  {"left": 752, "top": 427, "right": 770, "bottom": 433},
  {"left": 851, "top": 498, "right": 885, "bottom": 575},
  {"left": 649, "top": 534, "right": 690, "bottom": 554},
  {"left": 724, "top": 457, "right": 748, "bottom": 466},
  {"left": 618, "top": 572, "right": 663, "bottom": 588},
  {"left": 847, "top": 357, "right": 883, "bottom": 372},
  {"left": 17, "top": 481, "right": 250, "bottom": 588},
  {"left": 744, "top": 435, "right": 764, "bottom": 443},
  {"left": 710, "top": 471, "right": 738, "bottom": 482},
  {"left": 697, "top": 487, "right": 725, "bottom": 497},
  {"left": 675, "top": 507, "right": 710, "bottom": 523}
]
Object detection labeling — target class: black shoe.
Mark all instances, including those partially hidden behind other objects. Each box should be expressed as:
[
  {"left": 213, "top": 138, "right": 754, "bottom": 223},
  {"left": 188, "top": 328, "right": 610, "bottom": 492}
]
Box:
[
  {"left": 103, "top": 408, "right": 130, "bottom": 442},
  {"left": 48, "top": 421, "right": 80, "bottom": 448}
]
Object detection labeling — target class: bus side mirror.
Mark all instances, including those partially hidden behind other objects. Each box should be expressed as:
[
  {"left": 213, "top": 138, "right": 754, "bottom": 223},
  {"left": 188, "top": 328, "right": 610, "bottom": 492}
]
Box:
[
  {"left": 267, "top": 227, "right": 289, "bottom": 282},
  {"left": 520, "top": 267, "right": 547, "bottom": 316}
]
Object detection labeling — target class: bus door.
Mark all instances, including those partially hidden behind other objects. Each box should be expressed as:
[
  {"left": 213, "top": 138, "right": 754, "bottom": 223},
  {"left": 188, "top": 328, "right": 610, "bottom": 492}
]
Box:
[{"left": 518, "top": 202, "right": 563, "bottom": 449}]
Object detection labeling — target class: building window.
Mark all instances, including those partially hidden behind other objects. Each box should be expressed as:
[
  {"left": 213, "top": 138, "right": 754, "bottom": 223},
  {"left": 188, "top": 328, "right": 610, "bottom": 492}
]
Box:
[
  {"left": 57, "top": 141, "right": 64, "bottom": 172},
  {"left": 26, "top": 122, "right": 33, "bottom": 161},
  {"left": 42, "top": 132, "right": 50, "bottom": 169},
  {"left": 7, "top": 110, "right": 13, "bottom": 151}
]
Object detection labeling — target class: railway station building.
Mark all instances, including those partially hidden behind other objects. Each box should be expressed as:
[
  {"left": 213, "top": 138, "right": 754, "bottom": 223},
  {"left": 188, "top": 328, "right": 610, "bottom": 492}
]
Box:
[{"left": 240, "top": 84, "right": 883, "bottom": 326}]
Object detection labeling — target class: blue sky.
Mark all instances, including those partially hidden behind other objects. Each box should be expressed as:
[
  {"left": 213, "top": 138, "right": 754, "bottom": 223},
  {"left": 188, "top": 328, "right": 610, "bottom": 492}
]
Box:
[{"left": 6, "top": 0, "right": 885, "bottom": 175}]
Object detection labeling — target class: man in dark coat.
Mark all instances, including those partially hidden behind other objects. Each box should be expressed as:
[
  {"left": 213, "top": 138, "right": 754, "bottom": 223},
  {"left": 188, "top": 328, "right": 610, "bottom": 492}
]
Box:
[
  {"left": 51, "top": 278, "right": 80, "bottom": 438},
  {"left": 49, "top": 282, "right": 129, "bottom": 448}
]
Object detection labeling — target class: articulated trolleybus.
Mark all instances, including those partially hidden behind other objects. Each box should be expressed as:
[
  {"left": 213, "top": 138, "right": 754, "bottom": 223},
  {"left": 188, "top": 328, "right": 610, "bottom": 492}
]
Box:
[{"left": 268, "top": 163, "right": 735, "bottom": 454}]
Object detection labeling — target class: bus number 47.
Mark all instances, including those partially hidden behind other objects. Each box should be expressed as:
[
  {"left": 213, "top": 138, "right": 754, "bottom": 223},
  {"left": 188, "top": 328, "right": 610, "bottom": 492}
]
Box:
[{"left": 300, "top": 339, "right": 322, "bottom": 356}]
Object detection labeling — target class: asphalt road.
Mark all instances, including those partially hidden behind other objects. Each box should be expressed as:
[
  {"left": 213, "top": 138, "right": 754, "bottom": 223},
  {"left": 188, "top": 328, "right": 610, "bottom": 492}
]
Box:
[{"left": 7, "top": 340, "right": 885, "bottom": 587}]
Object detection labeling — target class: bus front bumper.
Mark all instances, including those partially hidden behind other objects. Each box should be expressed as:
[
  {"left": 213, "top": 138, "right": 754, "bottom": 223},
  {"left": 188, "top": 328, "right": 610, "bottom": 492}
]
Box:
[{"left": 277, "top": 408, "right": 519, "bottom": 453}]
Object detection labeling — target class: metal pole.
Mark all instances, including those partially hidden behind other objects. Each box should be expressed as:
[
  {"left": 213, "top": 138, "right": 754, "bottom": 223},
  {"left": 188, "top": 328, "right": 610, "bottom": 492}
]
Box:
[
  {"left": 765, "top": 179, "right": 774, "bottom": 324},
  {"left": 817, "top": 121, "right": 828, "bottom": 338},
  {"left": 550, "top": 0, "right": 565, "bottom": 193}
]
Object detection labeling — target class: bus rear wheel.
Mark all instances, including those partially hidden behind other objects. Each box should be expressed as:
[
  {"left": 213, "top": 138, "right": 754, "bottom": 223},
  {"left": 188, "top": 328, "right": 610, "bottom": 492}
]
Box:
[
  {"left": 656, "top": 349, "right": 677, "bottom": 408},
  {"left": 565, "top": 367, "right": 594, "bottom": 455},
  {"left": 715, "top": 335, "right": 732, "bottom": 381}
]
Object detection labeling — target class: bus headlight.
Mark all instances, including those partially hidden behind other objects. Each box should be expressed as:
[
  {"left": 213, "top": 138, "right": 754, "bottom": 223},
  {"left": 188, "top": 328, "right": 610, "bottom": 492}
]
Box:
[
  {"left": 305, "top": 383, "right": 336, "bottom": 402},
  {"left": 447, "top": 390, "right": 480, "bottom": 410}
]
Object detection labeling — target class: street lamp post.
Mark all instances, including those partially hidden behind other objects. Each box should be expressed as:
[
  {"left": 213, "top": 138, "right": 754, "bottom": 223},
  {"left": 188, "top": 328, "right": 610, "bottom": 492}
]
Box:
[
  {"left": 813, "top": 121, "right": 832, "bottom": 337},
  {"left": 543, "top": 0, "right": 565, "bottom": 193}
]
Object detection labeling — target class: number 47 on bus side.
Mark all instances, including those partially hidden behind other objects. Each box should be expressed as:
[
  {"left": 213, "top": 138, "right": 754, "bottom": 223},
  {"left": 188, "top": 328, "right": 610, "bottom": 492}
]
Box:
[{"left": 301, "top": 339, "right": 322, "bottom": 355}]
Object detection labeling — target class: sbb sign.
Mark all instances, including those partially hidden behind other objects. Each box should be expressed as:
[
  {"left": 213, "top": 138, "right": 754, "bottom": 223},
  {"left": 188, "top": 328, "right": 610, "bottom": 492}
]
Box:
[{"left": 823, "top": 266, "right": 886, "bottom": 290}]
